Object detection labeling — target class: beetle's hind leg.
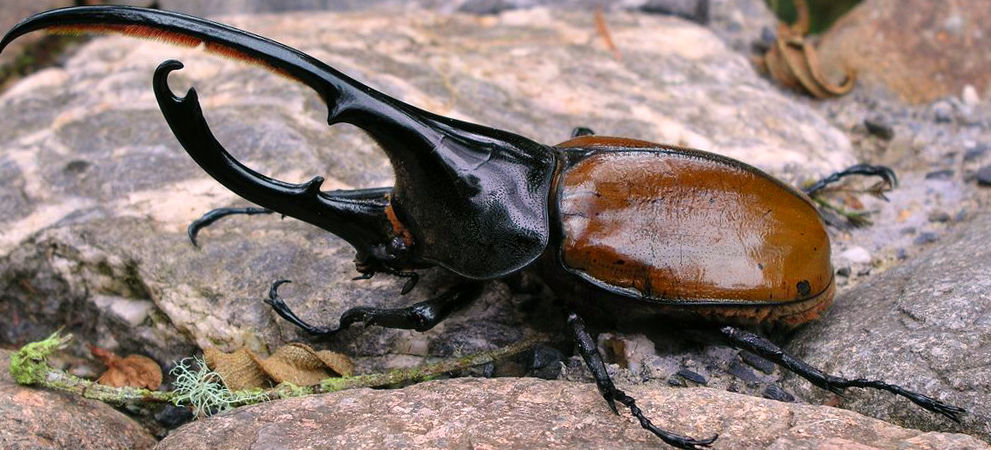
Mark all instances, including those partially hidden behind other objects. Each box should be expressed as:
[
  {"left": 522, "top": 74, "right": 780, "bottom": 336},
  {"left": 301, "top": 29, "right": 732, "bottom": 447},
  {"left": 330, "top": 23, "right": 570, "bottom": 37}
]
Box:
[
  {"left": 187, "top": 207, "right": 274, "bottom": 246},
  {"left": 568, "top": 313, "right": 717, "bottom": 449},
  {"left": 720, "top": 326, "right": 965, "bottom": 423},
  {"left": 803, "top": 164, "right": 897, "bottom": 198},
  {"left": 265, "top": 280, "right": 484, "bottom": 336}
]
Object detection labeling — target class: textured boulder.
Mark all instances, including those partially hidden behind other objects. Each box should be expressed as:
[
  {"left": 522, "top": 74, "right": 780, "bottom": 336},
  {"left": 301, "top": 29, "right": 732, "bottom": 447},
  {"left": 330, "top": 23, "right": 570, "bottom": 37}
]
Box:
[
  {"left": 0, "top": 349, "right": 157, "bottom": 450},
  {"left": 0, "top": 9, "right": 854, "bottom": 369},
  {"left": 155, "top": 377, "right": 988, "bottom": 450},
  {"left": 784, "top": 213, "right": 991, "bottom": 442},
  {"left": 817, "top": 0, "right": 991, "bottom": 104}
]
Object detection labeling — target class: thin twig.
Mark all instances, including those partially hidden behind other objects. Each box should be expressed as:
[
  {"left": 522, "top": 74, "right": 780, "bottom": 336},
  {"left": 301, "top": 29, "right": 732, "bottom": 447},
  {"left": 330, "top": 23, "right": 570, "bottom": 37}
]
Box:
[{"left": 9, "top": 331, "right": 549, "bottom": 413}]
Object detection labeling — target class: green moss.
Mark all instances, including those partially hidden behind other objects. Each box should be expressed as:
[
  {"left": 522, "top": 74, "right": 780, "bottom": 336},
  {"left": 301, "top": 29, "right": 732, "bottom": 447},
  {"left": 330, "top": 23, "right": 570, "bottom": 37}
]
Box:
[
  {"left": 9, "top": 331, "right": 71, "bottom": 385},
  {"left": 765, "top": 0, "right": 863, "bottom": 33},
  {"left": 273, "top": 381, "right": 310, "bottom": 398}
]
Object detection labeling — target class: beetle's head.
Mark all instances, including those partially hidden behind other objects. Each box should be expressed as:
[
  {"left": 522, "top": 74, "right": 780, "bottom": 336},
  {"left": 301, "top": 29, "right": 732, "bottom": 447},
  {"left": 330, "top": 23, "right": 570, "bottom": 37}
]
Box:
[
  {"left": 69, "top": 7, "right": 556, "bottom": 282},
  {"left": 1, "top": 6, "right": 557, "bottom": 282},
  {"left": 153, "top": 59, "right": 556, "bottom": 281}
]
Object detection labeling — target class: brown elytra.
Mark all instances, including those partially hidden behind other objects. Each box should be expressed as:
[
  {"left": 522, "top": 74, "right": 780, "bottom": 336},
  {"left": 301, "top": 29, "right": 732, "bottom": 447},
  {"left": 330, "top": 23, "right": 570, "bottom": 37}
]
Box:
[{"left": 547, "top": 136, "right": 834, "bottom": 328}]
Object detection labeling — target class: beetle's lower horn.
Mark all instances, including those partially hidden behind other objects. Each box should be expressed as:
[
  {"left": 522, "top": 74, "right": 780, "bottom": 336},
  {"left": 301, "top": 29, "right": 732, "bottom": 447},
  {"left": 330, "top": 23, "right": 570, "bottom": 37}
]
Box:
[{"left": 153, "top": 60, "right": 395, "bottom": 260}]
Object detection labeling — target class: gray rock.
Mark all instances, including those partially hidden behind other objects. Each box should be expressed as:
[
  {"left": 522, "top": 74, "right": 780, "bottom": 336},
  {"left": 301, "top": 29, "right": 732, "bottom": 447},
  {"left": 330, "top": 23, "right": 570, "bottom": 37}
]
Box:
[
  {"left": 708, "top": 0, "right": 778, "bottom": 54},
  {"left": 0, "top": 10, "right": 855, "bottom": 366},
  {"left": 154, "top": 377, "right": 988, "bottom": 449},
  {"left": 784, "top": 213, "right": 991, "bottom": 442},
  {"left": 0, "top": 350, "right": 157, "bottom": 450},
  {"left": 977, "top": 165, "right": 991, "bottom": 186},
  {"left": 933, "top": 100, "right": 955, "bottom": 123},
  {"left": 865, "top": 113, "right": 895, "bottom": 140}
]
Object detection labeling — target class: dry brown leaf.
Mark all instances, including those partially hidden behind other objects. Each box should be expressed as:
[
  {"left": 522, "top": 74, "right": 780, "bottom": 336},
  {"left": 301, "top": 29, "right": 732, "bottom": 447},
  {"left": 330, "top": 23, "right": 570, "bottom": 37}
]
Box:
[
  {"left": 91, "top": 346, "right": 163, "bottom": 390},
  {"left": 203, "top": 347, "right": 268, "bottom": 391},
  {"left": 204, "top": 344, "right": 354, "bottom": 390}
]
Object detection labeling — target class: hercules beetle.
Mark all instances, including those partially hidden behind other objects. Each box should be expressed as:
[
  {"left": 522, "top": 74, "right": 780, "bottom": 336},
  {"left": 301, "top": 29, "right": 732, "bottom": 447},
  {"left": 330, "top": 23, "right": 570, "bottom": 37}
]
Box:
[{"left": 1, "top": 6, "right": 964, "bottom": 449}]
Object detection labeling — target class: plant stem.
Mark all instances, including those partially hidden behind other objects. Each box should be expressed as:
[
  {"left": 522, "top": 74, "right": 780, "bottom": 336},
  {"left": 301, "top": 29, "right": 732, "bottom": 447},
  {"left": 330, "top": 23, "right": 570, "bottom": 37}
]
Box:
[{"left": 10, "top": 331, "right": 549, "bottom": 412}]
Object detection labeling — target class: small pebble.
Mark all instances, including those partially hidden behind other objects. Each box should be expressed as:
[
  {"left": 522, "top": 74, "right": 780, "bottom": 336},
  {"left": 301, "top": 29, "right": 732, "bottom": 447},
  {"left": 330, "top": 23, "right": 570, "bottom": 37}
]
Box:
[
  {"left": 64, "top": 160, "right": 91, "bottom": 174},
  {"left": 762, "top": 384, "right": 795, "bottom": 402},
  {"left": 864, "top": 115, "right": 894, "bottom": 140},
  {"left": 964, "top": 144, "right": 988, "bottom": 162},
  {"left": 857, "top": 267, "right": 872, "bottom": 276},
  {"left": 528, "top": 345, "right": 563, "bottom": 380},
  {"left": 977, "top": 165, "right": 991, "bottom": 186},
  {"left": 962, "top": 85, "right": 980, "bottom": 106},
  {"left": 668, "top": 377, "right": 687, "bottom": 387},
  {"left": 740, "top": 351, "right": 776, "bottom": 374},
  {"left": 530, "top": 345, "right": 563, "bottom": 370},
  {"left": 927, "top": 210, "right": 951, "bottom": 223},
  {"left": 838, "top": 247, "right": 871, "bottom": 264},
  {"left": 897, "top": 248, "right": 908, "bottom": 260},
  {"left": 925, "top": 169, "right": 954, "bottom": 180},
  {"left": 900, "top": 226, "right": 917, "bottom": 235},
  {"left": 155, "top": 404, "right": 195, "bottom": 429},
  {"left": 836, "top": 266, "right": 852, "bottom": 277},
  {"left": 728, "top": 360, "right": 760, "bottom": 384},
  {"left": 675, "top": 369, "right": 708, "bottom": 385},
  {"left": 932, "top": 101, "right": 954, "bottom": 123},
  {"left": 914, "top": 232, "right": 939, "bottom": 245}
]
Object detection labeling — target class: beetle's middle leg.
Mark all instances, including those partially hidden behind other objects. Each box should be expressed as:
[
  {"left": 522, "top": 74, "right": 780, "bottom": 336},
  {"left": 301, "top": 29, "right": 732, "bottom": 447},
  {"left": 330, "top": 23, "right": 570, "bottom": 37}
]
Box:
[
  {"left": 720, "top": 326, "right": 965, "bottom": 422},
  {"left": 265, "top": 280, "right": 484, "bottom": 336},
  {"left": 568, "top": 313, "right": 717, "bottom": 449}
]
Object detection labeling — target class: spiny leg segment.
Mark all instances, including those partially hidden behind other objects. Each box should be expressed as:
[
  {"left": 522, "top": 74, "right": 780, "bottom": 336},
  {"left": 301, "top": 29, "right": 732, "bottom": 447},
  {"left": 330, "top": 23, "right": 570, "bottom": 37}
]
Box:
[
  {"left": 568, "top": 312, "right": 717, "bottom": 449},
  {"left": 720, "top": 326, "right": 964, "bottom": 423},
  {"left": 803, "top": 164, "right": 897, "bottom": 198},
  {"left": 265, "top": 280, "right": 484, "bottom": 336}
]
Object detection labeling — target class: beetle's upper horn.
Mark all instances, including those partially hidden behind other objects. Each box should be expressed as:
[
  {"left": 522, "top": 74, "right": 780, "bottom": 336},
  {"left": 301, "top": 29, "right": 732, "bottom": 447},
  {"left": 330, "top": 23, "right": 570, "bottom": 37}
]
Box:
[{"left": 2, "top": 6, "right": 556, "bottom": 278}]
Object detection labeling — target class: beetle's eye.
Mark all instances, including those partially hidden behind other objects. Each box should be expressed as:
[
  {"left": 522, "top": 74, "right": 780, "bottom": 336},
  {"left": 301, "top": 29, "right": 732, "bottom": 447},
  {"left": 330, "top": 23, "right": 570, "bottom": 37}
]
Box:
[{"left": 386, "top": 236, "right": 409, "bottom": 257}]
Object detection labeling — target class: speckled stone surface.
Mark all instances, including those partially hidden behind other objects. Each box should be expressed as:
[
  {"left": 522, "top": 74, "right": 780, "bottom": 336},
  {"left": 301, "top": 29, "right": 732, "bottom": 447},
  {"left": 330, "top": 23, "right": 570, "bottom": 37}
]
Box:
[
  {"left": 0, "top": 350, "right": 157, "bottom": 450},
  {"left": 154, "top": 377, "right": 989, "bottom": 450},
  {"left": 784, "top": 213, "right": 991, "bottom": 442},
  {"left": 816, "top": 0, "right": 991, "bottom": 104}
]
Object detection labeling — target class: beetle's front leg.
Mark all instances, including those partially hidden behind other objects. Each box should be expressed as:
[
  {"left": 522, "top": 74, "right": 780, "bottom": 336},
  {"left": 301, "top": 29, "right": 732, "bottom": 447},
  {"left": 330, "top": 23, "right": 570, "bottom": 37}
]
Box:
[
  {"left": 803, "top": 164, "right": 897, "bottom": 197},
  {"left": 187, "top": 207, "right": 274, "bottom": 246},
  {"left": 720, "top": 326, "right": 965, "bottom": 422},
  {"left": 567, "top": 313, "right": 717, "bottom": 449},
  {"left": 571, "top": 126, "right": 595, "bottom": 138},
  {"left": 265, "top": 280, "right": 484, "bottom": 336}
]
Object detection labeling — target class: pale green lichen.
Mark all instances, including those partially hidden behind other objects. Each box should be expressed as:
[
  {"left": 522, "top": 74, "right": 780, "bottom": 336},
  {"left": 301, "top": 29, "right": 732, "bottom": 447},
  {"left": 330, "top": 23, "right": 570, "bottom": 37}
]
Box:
[{"left": 170, "top": 356, "right": 268, "bottom": 417}]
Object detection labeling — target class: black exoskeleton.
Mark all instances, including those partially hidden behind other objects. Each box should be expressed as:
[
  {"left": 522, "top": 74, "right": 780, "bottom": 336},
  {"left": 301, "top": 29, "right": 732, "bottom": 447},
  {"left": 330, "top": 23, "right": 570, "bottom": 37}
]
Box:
[{"left": 0, "top": 6, "right": 961, "bottom": 449}]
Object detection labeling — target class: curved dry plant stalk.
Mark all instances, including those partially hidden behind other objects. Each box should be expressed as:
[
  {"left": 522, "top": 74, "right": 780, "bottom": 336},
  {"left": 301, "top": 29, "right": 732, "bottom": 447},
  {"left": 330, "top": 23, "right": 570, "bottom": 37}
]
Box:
[{"left": 760, "top": 0, "right": 855, "bottom": 98}]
